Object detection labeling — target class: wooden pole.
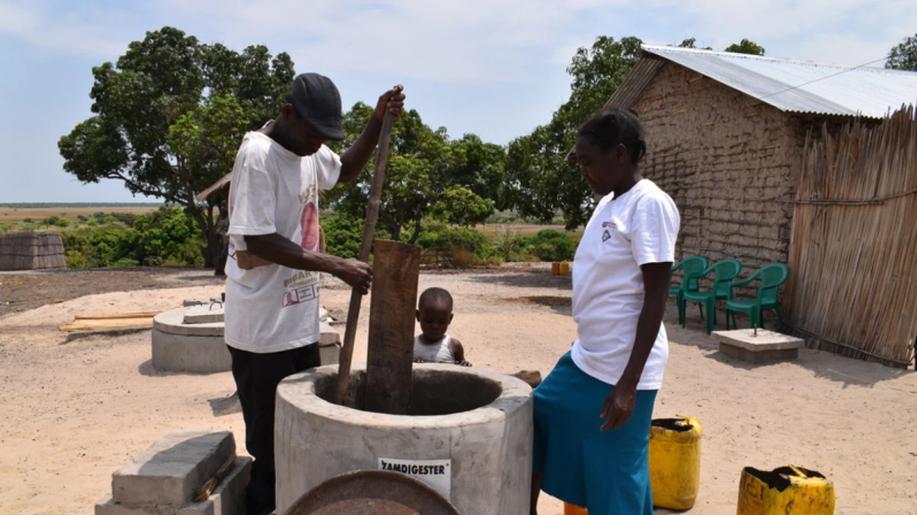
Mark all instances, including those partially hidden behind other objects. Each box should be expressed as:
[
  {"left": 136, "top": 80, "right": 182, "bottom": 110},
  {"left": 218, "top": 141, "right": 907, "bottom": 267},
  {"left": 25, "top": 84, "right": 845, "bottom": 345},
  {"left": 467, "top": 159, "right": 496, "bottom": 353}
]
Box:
[
  {"left": 334, "top": 105, "right": 398, "bottom": 403},
  {"left": 363, "top": 240, "right": 421, "bottom": 413}
]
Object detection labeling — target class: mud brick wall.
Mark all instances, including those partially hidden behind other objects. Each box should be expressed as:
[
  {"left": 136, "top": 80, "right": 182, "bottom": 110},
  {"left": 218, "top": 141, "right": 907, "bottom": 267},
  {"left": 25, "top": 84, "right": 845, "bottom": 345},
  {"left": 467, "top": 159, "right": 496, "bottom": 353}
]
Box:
[{"left": 632, "top": 63, "right": 805, "bottom": 271}]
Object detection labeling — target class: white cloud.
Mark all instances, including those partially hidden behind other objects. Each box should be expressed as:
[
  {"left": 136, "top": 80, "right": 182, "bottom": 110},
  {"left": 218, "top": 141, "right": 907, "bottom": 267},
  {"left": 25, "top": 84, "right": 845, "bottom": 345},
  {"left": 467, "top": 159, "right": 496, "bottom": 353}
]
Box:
[
  {"left": 163, "top": 0, "right": 630, "bottom": 83},
  {"left": 650, "top": 0, "right": 917, "bottom": 65},
  {"left": 0, "top": 1, "right": 127, "bottom": 57}
]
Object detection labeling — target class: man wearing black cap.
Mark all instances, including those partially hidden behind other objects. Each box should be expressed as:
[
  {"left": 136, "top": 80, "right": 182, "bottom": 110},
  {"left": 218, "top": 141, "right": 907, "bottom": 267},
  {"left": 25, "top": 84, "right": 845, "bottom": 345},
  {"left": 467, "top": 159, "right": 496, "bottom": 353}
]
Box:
[{"left": 223, "top": 73, "right": 404, "bottom": 515}]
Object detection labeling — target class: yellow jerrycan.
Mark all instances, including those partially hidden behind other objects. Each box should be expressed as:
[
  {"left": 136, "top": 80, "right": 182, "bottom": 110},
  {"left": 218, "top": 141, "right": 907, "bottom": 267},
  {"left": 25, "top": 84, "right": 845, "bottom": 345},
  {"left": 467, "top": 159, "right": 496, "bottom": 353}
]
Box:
[
  {"left": 563, "top": 503, "right": 588, "bottom": 515},
  {"left": 737, "top": 465, "right": 835, "bottom": 515},
  {"left": 648, "top": 416, "right": 702, "bottom": 510}
]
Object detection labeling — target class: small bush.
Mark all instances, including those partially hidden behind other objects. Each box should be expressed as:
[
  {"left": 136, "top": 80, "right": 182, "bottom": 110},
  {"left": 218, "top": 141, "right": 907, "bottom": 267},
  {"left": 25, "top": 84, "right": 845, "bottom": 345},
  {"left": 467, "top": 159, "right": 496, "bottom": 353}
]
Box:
[
  {"left": 64, "top": 249, "right": 91, "bottom": 269},
  {"left": 320, "top": 211, "right": 363, "bottom": 258},
  {"left": 526, "top": 229, "right": 578, "bottom": 262},
  {"left": 111, "top": 212, "right": 139, "bottom": 227},
  {"left": 59, "top": 206, "right": 204, "bottom": 269},
  {"left": 111, "top": 257, "right": 140, "bottom": 268},
  {"left": 41, "top": 215, "right": 69, "bottom": 227},
  {"left": 416, "top": 221, "right": 496, "bottom": 267},
  {"left": 492, "top": 231, "right": 537, "bottom": 262}
]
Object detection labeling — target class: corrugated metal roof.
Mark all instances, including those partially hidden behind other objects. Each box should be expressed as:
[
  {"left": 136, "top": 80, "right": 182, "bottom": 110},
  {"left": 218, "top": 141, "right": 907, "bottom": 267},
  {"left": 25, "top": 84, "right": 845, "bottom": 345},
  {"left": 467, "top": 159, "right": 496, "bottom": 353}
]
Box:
[
  {"left": 602, "top": 56, "right": 665, "bottom": 111},
  {"left": 641, "top": 45, "right": 917, "bottom": 118}
]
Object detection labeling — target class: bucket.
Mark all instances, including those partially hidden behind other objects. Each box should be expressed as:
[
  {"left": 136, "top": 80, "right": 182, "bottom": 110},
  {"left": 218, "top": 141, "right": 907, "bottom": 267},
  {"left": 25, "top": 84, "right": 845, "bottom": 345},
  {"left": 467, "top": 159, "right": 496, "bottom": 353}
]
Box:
[
  {"left": 649, "top": 416, "right": 702, "bottom": 510},
  {"left": 737, "top": 465, "right": 835, "bottom": 515}
]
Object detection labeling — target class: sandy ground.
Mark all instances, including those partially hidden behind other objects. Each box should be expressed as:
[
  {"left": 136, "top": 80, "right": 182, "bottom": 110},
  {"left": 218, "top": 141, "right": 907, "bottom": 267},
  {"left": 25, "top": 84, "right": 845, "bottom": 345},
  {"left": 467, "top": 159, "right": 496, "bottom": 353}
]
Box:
[{"left": 0, "top": 267, "right": 915, "bottom": 514}]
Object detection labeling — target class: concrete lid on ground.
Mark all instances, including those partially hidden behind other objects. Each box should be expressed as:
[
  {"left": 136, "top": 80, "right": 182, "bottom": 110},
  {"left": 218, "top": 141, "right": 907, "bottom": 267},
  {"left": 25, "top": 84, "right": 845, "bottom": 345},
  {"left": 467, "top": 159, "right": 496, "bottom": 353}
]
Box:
[
  {"left": 155, "top": 307, "right": 224, "bottom": 337},
  {"left": 713, "top": 329, "right": 803, "bottom": 351},
  {"left": 182, "top": 305, "right": 225, "bottom": 325}
]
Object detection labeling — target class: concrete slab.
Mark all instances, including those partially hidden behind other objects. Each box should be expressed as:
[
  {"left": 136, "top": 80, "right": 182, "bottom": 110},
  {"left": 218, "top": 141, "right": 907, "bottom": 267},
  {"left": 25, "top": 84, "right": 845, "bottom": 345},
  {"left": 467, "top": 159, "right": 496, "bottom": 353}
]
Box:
[
  {"left": 112, "top": 431, "right": 236, "bottom": 507},
  {"left": 95, "top": 495, "right": 171, "bottom": 515},
  {"left": 318, "top": 322, "right": 340, "bottom": 346},
  {"left": 151, "top": 330, "right": 231, "bottom": 374},
  {"left": 714, "top": 329, "right": 803, "bottom": 364},
  {"left": 177, "top": 457, "right": 252, "bottom": 515},
  {"left": 154, "top": 308, "right": 223, "bottom": 337},
  {"left": 182, "top": 306, "right": 224, "bottom": 325}
]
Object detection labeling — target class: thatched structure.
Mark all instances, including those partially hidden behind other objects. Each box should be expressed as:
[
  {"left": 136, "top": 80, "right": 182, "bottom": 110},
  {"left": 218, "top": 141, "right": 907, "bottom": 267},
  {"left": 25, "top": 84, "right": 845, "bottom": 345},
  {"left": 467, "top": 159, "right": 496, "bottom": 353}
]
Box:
[
  {"left": 0, "top": 232, "right": 67, "bottom": 270},
  {"left": 602, "top": 45, "right": 917, "bottom": 366},
  {"left": 785, "top": 107, "right": 916, "bottom": 367}
]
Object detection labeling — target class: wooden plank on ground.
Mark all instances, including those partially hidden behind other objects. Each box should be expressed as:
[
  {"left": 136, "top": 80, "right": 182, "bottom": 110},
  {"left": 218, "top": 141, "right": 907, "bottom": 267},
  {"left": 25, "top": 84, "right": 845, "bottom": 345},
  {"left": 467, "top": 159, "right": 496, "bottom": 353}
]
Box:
[
  {"left": 59, "top": 317, "right": 154, "bottom": 332},
  {"left": 363, "top": 239, "right": 421, "bottom": 414},
  {"left": 74, "top": 312, "right": 159, "bottom": 320}
]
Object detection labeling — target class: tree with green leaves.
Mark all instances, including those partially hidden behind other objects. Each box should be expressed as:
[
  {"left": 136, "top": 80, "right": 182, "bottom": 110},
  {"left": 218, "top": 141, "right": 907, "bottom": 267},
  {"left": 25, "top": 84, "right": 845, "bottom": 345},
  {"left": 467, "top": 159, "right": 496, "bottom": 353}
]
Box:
[
  {"left": 886, "top": 33, "right": 917, "bottom": 71},
  {"left": 327, "top": 103, "right": 498, "bottom": 243},
  {"left": 677, "top": 37, "right": 712, "bottom": 50},
  {"left": 724, "top": 38, "right": 765, "bottom": 55},
  {"left": 58, "top": 27, "right": 294, "bottom": 267},
  {"left": 503, "top": 36, "right": 643, "bottom": 228}
]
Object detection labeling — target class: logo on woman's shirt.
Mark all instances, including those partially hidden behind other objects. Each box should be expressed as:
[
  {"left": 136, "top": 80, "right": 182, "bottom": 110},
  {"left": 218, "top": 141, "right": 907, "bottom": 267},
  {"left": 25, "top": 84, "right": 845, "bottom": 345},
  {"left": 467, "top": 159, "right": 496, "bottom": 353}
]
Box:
[{"left": 601, "top": 220, "right": 619, "bottom": 242}]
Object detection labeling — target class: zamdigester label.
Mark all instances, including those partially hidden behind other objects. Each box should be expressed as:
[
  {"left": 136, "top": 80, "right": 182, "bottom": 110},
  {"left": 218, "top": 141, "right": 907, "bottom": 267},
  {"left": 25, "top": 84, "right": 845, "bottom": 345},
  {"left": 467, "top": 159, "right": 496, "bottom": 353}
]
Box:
[{"left": 377, "top": 457, "right": 451, "bottom": 498}]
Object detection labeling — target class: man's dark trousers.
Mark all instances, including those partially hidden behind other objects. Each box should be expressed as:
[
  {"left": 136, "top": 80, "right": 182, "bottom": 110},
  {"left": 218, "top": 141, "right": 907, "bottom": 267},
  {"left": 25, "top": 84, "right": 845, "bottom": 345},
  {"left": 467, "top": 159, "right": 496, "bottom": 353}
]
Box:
[{"left": 228, "top": 343, "right": 321, "bottom": 515}]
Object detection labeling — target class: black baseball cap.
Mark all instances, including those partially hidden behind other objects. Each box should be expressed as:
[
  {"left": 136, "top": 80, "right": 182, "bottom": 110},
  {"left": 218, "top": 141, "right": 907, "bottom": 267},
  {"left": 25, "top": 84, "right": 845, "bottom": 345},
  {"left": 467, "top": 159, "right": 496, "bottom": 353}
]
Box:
[{"left": 286, "top": 73, "right": 344, "bottom": 140}]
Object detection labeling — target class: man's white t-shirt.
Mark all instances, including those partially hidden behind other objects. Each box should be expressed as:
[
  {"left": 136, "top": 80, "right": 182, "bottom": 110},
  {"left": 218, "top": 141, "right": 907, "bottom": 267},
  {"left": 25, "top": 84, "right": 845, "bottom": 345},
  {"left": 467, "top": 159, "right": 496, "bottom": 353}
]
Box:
[
  {"left": 570, "top": 179, "right": 680, "bottom": 390},
  {"left": 224, "top": 131, "right": 341, "bottom": 354}
]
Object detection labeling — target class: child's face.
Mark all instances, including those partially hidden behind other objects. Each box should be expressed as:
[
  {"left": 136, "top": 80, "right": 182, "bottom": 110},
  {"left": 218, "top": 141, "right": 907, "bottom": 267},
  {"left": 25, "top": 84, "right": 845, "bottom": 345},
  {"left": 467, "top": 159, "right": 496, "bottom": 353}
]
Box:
[{"left": 416, "top": 303, "right": 453, "bottom": 340}]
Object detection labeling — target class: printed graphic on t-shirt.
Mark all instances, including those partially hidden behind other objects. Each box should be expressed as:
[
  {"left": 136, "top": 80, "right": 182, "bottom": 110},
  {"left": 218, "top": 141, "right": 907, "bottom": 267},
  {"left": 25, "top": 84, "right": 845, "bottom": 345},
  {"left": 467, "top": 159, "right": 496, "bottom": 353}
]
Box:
[
  {"left": 300, "top": 182, "right": 321, "bottom": 252},
  {"left": 282, "top": 270, "right": 319, "bottom": 308},
  {"left": 301, "top": 202, "right": 320, "bottom": 251},
  {"left": 601, "top": 220, "right": 619, "bottom": 243}
]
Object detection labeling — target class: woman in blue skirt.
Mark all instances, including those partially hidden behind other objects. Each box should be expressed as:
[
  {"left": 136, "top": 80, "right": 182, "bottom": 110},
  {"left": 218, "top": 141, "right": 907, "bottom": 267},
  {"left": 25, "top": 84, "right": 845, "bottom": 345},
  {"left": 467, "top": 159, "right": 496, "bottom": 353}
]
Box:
[{"left": 531, "top": 109, "right": 680, "bottom": 515}]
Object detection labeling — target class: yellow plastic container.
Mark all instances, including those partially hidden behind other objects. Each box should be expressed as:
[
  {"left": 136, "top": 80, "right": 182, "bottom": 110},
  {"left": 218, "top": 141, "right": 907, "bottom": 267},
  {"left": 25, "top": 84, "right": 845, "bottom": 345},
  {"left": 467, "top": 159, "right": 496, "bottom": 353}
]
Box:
[
  {"left": 563, "top": 503, "right": 588, "bottom": 515},
  {"left": 737, "top": 465, "right": 835, "bottom": 515},
  {"left": 559, "top": 261, "right": 571, "bottom": 275},
  {"left": 648, "top": 416, "right": 703, "bottom": 510}
]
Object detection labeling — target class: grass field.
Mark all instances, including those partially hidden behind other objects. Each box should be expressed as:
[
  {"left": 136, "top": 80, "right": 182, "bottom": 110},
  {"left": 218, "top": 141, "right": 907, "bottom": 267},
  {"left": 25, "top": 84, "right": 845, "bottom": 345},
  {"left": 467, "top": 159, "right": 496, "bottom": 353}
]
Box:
[{"left": 0, "top": 205, "right": 159, "bottom": 222}]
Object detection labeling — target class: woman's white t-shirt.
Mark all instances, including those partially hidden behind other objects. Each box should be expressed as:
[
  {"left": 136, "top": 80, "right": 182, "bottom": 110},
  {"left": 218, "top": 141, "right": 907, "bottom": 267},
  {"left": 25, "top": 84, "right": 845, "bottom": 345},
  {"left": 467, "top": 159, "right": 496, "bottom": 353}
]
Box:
[
  {"left": 224, "top": 131, "right": 341, "bottom": 354},
  {"left": 570, "top": 179, "right": 680, "bottom": 390}
]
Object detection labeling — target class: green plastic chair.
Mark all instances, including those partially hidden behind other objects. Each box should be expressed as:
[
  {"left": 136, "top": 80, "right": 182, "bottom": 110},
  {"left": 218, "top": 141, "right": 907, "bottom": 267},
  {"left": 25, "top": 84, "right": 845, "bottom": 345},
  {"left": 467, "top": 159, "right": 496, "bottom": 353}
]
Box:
[
  {"left": 726, "top": 263, "right": 789, "bottom": 330},
  {"left": 669, "top": 256, "right": 709, "bottom": 325},
  {"left": 681, "top": 258, "right": 743, "bottom": 334}
]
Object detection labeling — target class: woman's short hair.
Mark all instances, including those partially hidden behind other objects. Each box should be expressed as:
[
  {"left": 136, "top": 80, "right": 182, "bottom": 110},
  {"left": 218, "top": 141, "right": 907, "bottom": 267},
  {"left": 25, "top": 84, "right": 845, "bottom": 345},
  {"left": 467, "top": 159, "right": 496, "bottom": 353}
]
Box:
[{"left": 577, "top": 108, "right": 647, "bottom": 164}]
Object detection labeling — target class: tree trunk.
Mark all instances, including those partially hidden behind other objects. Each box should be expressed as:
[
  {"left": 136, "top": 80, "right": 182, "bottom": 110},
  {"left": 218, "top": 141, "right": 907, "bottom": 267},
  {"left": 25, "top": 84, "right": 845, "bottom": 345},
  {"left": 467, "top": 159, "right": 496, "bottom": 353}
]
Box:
[
  {"left": 187, "top": 205, "right": 218, "bottom": 269},
  {"left": 408, "top": 216, "right": 423, "bottom": 245}
]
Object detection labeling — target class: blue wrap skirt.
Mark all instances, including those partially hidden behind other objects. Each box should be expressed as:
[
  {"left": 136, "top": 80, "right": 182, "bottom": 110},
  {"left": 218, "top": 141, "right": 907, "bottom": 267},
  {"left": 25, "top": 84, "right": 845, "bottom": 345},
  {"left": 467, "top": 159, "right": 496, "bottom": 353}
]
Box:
[{"left": 533, "top": 351, "right": 657, "bottom": 515}]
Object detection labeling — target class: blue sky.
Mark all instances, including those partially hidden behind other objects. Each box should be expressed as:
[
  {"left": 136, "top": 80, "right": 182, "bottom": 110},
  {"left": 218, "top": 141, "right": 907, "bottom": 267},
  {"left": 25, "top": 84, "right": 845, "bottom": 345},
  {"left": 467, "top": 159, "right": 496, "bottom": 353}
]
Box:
[{"left": 1, "top": 0, "right": 914, "bottom": 202}]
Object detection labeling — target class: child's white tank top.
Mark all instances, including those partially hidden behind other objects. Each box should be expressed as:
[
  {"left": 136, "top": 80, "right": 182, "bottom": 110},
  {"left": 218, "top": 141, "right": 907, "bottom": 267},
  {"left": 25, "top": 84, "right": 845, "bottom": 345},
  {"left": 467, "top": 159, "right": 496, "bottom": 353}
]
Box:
[{"left": 413, "top": 335, "right": 455, "bottom": 363}]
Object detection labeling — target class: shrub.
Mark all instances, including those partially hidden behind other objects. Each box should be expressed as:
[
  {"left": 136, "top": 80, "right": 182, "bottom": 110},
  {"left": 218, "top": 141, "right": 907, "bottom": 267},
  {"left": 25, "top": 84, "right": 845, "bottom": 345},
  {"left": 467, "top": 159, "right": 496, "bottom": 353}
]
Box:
[
  {"left": 320, "top": 211, "right": 363, "bottom": 258},
  {"left": 416, "top": 220, "right": 496, "bottom": 267},
  {"left": 41, "top": 215, "right": 69, "bottom": 227},
  {"left": 133, "top": 206, "right": 203, "bottom": 266},
  {"left": 493, "top": 231, "right": 537, "bottom": 262},
  {"left": 111, "top": 212, "right": 139, "bottom": 227},
  {"left": 59, "top": 206, "right": 204, "bottom": 268},
  {"left": 526, "top": 229, "right": 578, "bottom": 261}
]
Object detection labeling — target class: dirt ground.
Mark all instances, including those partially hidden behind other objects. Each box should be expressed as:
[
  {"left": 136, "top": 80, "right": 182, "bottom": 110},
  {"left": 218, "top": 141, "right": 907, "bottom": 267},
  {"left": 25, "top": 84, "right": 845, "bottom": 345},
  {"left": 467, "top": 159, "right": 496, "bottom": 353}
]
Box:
[
  {"left": 0, "top": 268, "right": 223, "bottom": 317},
  {"left": 0, "top": 266, "right": 915, "bottom": 514}
]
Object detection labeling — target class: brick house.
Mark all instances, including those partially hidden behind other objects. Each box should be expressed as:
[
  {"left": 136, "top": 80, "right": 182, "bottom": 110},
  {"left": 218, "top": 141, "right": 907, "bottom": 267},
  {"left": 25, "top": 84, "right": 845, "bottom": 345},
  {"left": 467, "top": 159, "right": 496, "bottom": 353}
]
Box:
[{"left": 603, "top": 45, "right": 917, "bottom": 269}]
